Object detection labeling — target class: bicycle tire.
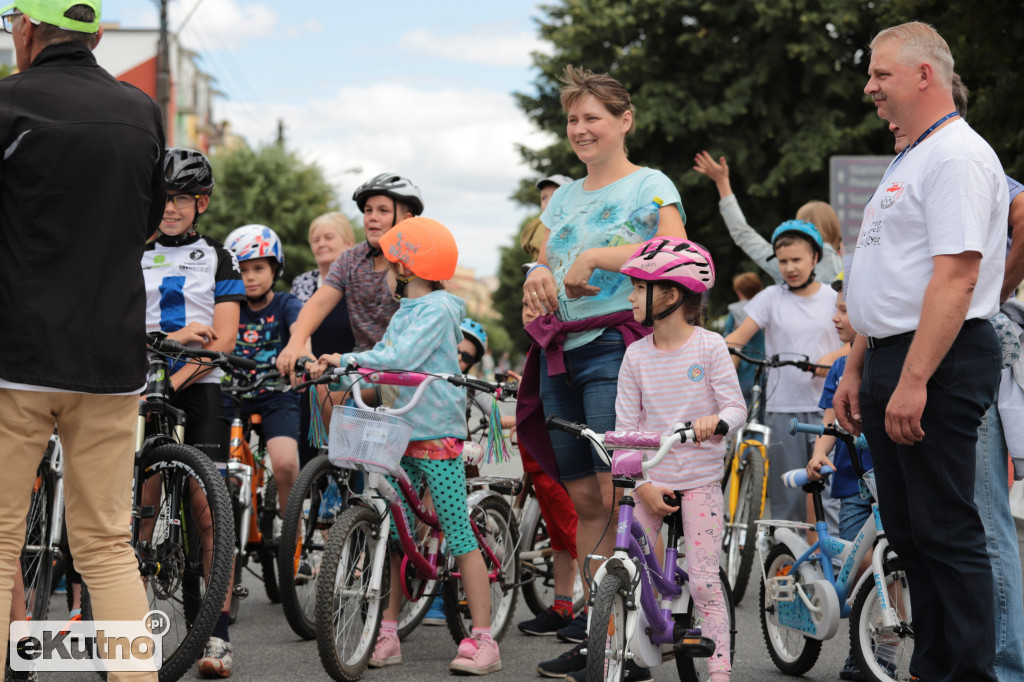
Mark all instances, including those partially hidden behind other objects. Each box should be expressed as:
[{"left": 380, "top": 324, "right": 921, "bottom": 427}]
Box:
[
  {"left": 585, "top": 568, "right": 629, "bottom": 681},
  {"left": 850, "top": 556, "right": 913, "bottom": 682},
  {"left": 676, "top": 567, "right": 737, "bottom": 682},
  {"left": 137, "top": 443, "right": 234, "bottom": 682},
  {"left": 258, "top": 474, "right": 281, "bottom": 603},
  {"left": 315, "top": 505, "right": 389, "bottom": 682},
  {"left": 21, "top": 465, "right": 56, "bottom": 622},
  {"left": 441, "top": 495, "right": 520, "bottom": 644},
  {"left": 518, "top": 497, "right": 585, "bottom": 617},
  {"left": 759, "top": 543, "right": 822, "bottom": 676},
  {"left": 278, "top": 453, "right": 347, "bottom": 640},
  {"left": 723, "top": 446, "right": 765, "bottom": 605}
]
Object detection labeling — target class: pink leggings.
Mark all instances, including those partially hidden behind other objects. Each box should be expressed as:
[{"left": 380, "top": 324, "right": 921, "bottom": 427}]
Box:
[{"left": 635, "top": 482, "right": 730, "bottom": 674}]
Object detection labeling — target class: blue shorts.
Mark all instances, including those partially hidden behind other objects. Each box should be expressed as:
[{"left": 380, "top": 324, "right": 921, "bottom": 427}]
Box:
[
  {"left": 224, "top": 393, "right": 302, "bottom": 443},
  {"left": 837, "top": 493, "right": 873, "bottom": 542}
]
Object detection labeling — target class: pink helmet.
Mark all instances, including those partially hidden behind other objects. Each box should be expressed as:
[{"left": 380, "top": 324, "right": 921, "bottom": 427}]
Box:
[{"left": 620, "top": 237, "right": 716, "bottom": 292}]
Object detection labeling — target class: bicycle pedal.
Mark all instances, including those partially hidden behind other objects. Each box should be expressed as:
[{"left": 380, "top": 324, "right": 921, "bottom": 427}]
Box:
[
  {"left": 767, "top": 575, "right": 797, "bottom": 602},
  {"left": 673, "top": 635, "right": 716, "bottom": 658},
  {"left": 233, "top": 584, "right": 249, "bottom": 600}
]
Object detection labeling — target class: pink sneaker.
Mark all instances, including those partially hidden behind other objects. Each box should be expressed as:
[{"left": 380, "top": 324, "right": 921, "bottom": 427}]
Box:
[
  {"left": 368, "top": 632, "right": 401, "bottom": 668},
  {"left": 449, "top": 636, "right": 501, "bottom": 675}
]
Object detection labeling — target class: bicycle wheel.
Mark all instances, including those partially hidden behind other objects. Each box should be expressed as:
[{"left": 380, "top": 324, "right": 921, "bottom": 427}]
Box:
[
  {"left": 137, "top": 443, "right": 234, "bottom": 682},
  {"left": 585, "top": 568, "right": 629, "bottom": 681},
  {"left": 850, "top": 556, "right": 913, "bottom": 682},
  {"left": 676, "top": 567, "right": 737, "bottom": 682},
  {"left": 278, "top": 453, "right": 348, "bottom": 640},
  {"left": 315, "top": 505, "right": 389, "bottom": 682},
  {"left": 22, "top": 464, "right": 56, "bottom": 621},
  {"left": 518, "top": 497, "right": 585, "bottom": 616},
  {"left": 759, "top": 543, "right": 822, "bottom": 675},
  {"left": 258, "top": 474, "right": 281, "bottom": 603},
  {"left": 722, "top": 445, "right": 764, "bottom": 605},
  {"left": 441, "top": 495, "right": 520, "bottom": 644}
]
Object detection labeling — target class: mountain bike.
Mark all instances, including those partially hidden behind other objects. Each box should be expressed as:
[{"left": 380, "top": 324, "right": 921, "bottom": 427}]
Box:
[
  {"left": 313, "top": 367, "right": 520, "bottom": 681},
  {"left": 546, "top": 415, "right": 736, "bottom": 682},
  {"left": 757, "top": 420, "right": 913, "bottom": 682},
  {"left": 721, "top": 347, "right": 828, "bottom": 605},
  {"left": 221, "top": 366, "right": 295, "bottom": 621}
]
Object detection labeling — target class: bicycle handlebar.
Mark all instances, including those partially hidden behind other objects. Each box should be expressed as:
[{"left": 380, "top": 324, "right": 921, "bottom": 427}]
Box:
[
  {"left": 727, "top": 346, "right": 829, "bottom": 374},
  {"left": 147, "top": 332, "right": 257, "bottom": 371},
  {"left": 788, "top": 418, "right": 871, "bottom": 480}
]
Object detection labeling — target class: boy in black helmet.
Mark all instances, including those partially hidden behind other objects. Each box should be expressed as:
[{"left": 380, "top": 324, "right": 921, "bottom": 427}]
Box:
[{"left": 141, "top": 147, "right": 245, "bottom": 678}]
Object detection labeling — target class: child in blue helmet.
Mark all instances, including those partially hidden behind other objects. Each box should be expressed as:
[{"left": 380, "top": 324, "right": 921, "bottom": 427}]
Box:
[
  {"left": 223, "top": 224, "right": 303, "bottom": 518},
  {"left": 724, "top": 220, "right": 843, "bottom": 524}
]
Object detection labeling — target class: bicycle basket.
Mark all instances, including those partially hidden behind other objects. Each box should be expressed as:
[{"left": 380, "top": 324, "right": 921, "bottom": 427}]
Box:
[{"left": 328, "top": 405, "right": 413, "bottom": 475}]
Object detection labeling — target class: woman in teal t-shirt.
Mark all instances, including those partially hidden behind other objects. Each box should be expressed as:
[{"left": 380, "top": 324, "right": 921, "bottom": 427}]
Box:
[{"left": 521, "top": 65, "right": 688, "bottom": 678}]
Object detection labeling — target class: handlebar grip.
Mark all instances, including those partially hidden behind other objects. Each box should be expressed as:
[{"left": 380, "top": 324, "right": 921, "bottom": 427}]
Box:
[
  {"left": 788, "top": 419, "right": 826, "bottom": 437},
  {"left": 714, "top": 420, "right": 729, "bottom": 436},
  {"left": 546, "top": 415, "right": 586, "bottom": 437},
  {"left": 782, "top": 466, "right": 834, "bottom": 488},
  {"left": 223, "top": 353, "right": 257, "bottom": 371}
]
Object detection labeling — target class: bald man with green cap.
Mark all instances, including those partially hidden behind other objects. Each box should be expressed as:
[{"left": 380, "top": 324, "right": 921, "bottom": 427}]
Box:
[{"left": 0, "top": 2, "right": 164, "bottom": 681}]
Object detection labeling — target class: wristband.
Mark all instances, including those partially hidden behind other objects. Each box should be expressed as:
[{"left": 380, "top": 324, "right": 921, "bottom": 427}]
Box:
[{"left": 526, "top": 263, "right": 550, "bottom": 278}]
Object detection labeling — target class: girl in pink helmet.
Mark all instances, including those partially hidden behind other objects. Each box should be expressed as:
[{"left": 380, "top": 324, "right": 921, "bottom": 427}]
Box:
[{"left": 615, "top": 237, "right": 747, "bottom": 682}]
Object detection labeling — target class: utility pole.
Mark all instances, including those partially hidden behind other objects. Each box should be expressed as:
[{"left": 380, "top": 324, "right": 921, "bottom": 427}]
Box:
[
  {"left": 276, "top": 119, "right": 285, "bottom": 148},
  {"left": 156, "top": 0, "right": 171, "bottom": 140}
]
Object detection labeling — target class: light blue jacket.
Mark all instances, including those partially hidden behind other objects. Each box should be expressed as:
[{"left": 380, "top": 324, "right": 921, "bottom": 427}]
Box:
[{"left": 341, "top": 291, "right": 468, "bottom": 442}]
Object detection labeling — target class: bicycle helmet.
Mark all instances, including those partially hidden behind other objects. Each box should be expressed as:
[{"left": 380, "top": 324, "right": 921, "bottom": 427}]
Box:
[
  {"left": 352, "top": 173, "right": 424, "bottom": 217},
  {"left": 461, "top": 318, "right": 488, "bottom": 360},
  {"left": 164, "top": 147, "right": 215, "bottom": 195},
  {"left": 769, "top": 219, "right": 823, "bottom": 260},
  {"left": 535, "top": 174, "right": 574, "bottom": 190},
  {"left": 226, "top": 225, "right": 286, "bottom": 300},
  {"left": 620, "top": 237, "right": 715, "bottom": 327},
  {"left": 378, "top": 217, "right": 458, "bottom": 299}
]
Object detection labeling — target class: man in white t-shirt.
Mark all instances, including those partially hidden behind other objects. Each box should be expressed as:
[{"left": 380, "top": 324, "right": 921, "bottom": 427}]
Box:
[{"left": 835, "top": 22, "right": 1007, "bottom": 682}]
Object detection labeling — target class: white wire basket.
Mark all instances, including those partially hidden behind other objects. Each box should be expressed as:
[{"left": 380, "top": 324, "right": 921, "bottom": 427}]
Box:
[{"left": 328, "top": 405, "right": 413, "bottom": 475}]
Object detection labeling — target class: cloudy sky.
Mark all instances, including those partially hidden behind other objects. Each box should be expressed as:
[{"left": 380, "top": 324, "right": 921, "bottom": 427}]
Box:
[{"left": 102, "top": 0, "right": 559, "bottom": 276}]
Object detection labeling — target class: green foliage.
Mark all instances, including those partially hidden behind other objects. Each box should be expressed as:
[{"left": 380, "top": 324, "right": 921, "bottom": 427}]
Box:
[
  {"left": 515, "top": 0, "right": 1024, "bottom": 313},
  {"left": 201, "top": 144, "right": 340, "bottom": 286},
  {"left": 0, "top": 64, "right": 14, "bottom": 80},
  {"left": 493, "top": 221, "right": 535, "bottom": 359}
]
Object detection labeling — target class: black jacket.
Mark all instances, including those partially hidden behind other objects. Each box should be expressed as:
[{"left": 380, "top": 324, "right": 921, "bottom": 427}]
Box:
[{"left": 0, "top": 43, "right": 165, "bottom": 392}]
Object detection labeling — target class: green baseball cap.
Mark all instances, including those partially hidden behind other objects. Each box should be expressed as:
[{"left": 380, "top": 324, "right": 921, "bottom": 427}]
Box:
[{"left": 0, "top": 0, "right": 101, "bottom": 34}]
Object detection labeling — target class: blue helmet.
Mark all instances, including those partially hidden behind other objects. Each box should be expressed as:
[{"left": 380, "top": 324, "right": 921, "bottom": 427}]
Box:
[
  {"left": 770, "top": 219, "right": 823, "bottom": 260},
  {"left": 461, "top": 318, "right": 488, "bottom": 359}
]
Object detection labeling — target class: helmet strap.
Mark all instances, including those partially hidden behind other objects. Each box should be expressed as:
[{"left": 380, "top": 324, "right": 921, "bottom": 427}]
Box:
[
  {"left": 393, "top": 273, "right": 417, "bottom": 301},
  {"left": 643, "top": 284, "right": 688, "bottom": 327},
  {"left": 785, "top": 270, "right": 817, "bottom": 291}
]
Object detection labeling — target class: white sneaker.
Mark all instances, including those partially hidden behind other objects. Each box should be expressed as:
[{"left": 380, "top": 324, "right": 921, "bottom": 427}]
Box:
[{"left": 198, "top": 637, "right": 233, "bottom": 678}]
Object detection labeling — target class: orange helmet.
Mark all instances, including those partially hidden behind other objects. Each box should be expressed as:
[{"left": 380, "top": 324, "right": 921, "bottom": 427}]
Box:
[{"left": 378, "top": 217, "right": 459, "bottom": 281}]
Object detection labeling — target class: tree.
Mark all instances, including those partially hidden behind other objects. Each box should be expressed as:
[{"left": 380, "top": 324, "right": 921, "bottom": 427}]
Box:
[
  {"left": 201, "top": 144, "right": 338, "bottom": 285},
  {"left": 493, "top": 222, "right": 535, "bottom": 360},
  {"left": 515, "top": 0, "right": 1023, "bottom": 310}
]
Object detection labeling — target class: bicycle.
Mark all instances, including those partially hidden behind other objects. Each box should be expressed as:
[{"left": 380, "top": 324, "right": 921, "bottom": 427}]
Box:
[
  {"left": 21, "top": 431, "right": 65, "bottom": 622},
  {"left": 313, "top": 367, "right": 520, "bottom": 681},
  {"left": 546, "top": 415, "right": 736, "bottom": 682},
  {"left": 720, "top": 347, "right": 828, "bottom": 605},
  {"left": 757, "top": 420, "right": 913, "bottom": 682},
  {"left": 105, "top": 331, "right": 244, "bottom": 681},
  {"left": 220, "top": 366, "right": 296, "bottom": 621}
]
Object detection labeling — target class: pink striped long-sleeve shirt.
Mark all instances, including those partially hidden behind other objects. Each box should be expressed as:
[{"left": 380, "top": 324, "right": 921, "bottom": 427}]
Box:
[{"left": 615, "top": 327, "right": 747, "bottom": 490}]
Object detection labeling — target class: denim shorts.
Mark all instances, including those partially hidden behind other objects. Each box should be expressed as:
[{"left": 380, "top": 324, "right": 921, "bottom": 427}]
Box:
[
  {"left": 539, "top": 329, "right": 625, "bottom": 482},
  {"left": 226, "top": 393, "right": 302, "bottom": 443},
  {"left": 837, "top": 492, "right": 873, "bottom": 542}
]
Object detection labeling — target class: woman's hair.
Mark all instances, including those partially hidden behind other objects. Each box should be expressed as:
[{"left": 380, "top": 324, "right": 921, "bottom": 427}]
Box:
[
  {"left": 308, "top": 212, "right": 355, "bottom": 247},
  {"left": 559, "top": 65, "right": 636, "bottom": 137},
  {"left": 795, "top": 201, "right": 841, "bottom": 250},
  {"left": 732, "top": 272, "right": 763, "bottom": 300}
]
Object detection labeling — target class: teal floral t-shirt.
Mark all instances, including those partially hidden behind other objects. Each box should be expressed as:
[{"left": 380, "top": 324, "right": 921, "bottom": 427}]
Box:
[{"left": 540, "top": 167, "right": 684, "bottom": 350}]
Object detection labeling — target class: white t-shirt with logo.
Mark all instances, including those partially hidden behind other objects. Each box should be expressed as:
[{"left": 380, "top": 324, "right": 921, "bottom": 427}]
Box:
[
  {"left": 847, "top": 119, "right": 1008, "bottom": 338},
  {"left": 744, "top": 284, "right": 840, "bottom": 412}
]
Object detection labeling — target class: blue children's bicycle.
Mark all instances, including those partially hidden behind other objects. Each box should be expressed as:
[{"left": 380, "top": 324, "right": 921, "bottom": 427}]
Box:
[
  {"left": 546, "top": 416, "right": 736, "bottom": 682},
  {"left": 756, "top": 420, "right": 914, "bottom": 682}
]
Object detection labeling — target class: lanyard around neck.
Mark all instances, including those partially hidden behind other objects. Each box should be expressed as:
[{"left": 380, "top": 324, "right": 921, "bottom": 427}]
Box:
[{"left": 882, "top": 111, "right": 959, "bottom": 182}]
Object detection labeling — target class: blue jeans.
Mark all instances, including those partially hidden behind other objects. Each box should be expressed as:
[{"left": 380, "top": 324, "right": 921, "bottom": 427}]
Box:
[
  {"left": 539, "top": 329, "right": 625, "bottom": 482},
  {"left": 976, "top": 400, "right": 1024, "bottom": 680}
]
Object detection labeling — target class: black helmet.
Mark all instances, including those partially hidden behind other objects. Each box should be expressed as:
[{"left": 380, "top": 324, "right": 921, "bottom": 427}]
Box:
[
  {"left": 352, "top": 173, "right": 424, "bottom": 216},
  {"left": 164, "top": 148, "right": 215, "bottom": 195}
]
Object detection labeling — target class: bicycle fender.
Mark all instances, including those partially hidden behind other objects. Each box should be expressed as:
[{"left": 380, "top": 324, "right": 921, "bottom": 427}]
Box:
[{"left": 466, "top": 488, "right": 506, "bottom": 511}]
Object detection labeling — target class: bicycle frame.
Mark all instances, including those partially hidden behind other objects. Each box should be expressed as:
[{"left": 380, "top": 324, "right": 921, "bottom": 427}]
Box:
[{"left": 226, "top": 413, "right": 266, "bottom": 549}]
